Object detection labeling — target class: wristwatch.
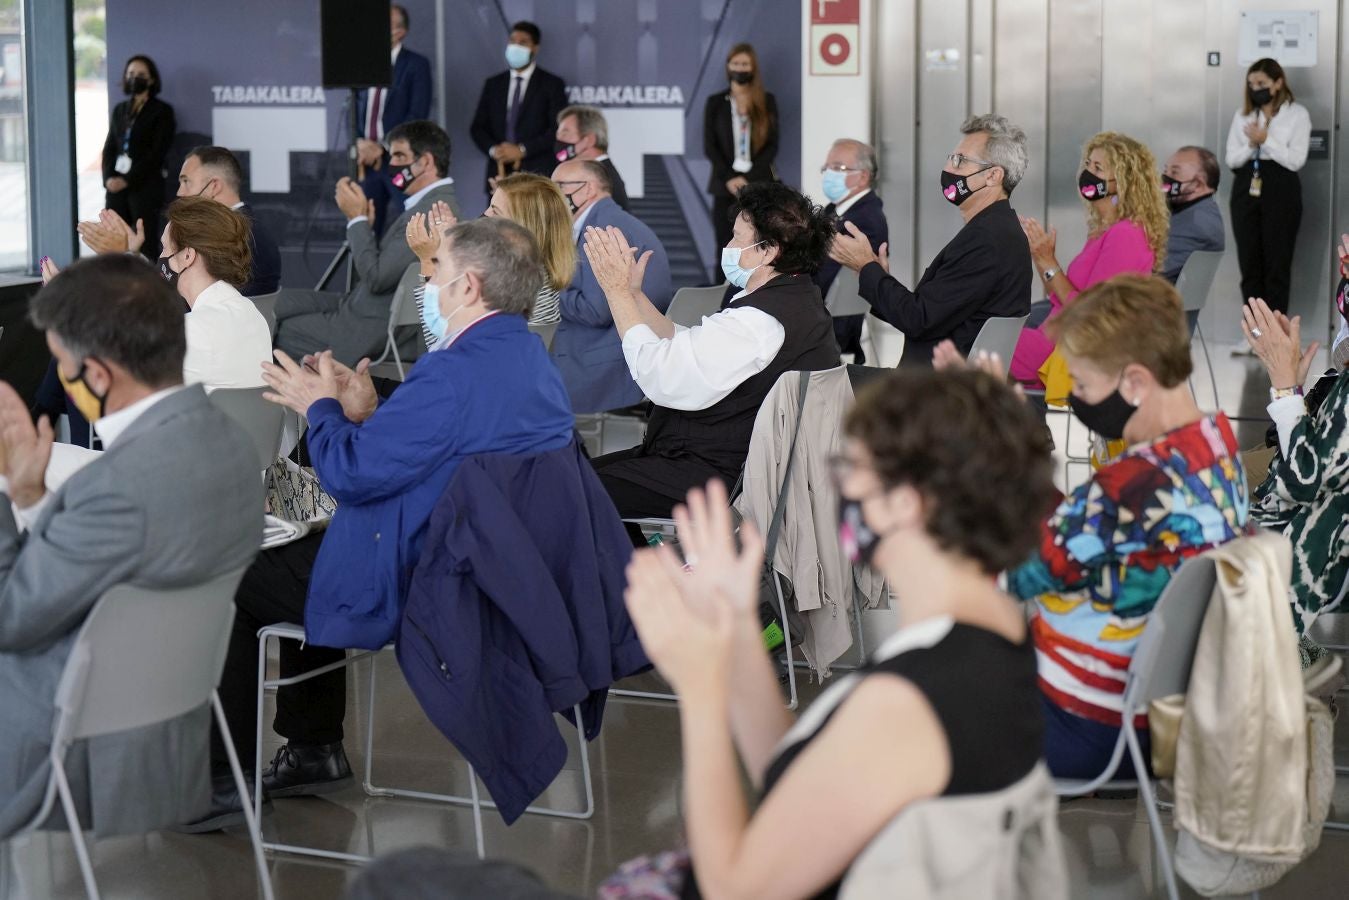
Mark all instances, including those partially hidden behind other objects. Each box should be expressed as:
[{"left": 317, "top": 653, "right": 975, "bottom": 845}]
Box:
[
  {"left": 1041, "top": 268, "right": 1058, "bottom": 283},
  {"left": 1269, "top": 385, "right": 1304, "bottom": 402}
]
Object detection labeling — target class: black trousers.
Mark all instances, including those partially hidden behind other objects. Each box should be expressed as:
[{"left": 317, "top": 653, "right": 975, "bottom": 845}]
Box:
[
  {"left": 106, "top": 184, "right": 164, "bottom": 260},
  {"left": 832, "top": 315, "right": 866, "bottom": 363},
  {"left": 211, "top": 532, "right": 347, "bottom": 774},
  {"left": 1230, "top": 162, "right": 1302, "bottom": 315},
  {"left": 593, "top": 448, "right": 683, "bottom": 547}
]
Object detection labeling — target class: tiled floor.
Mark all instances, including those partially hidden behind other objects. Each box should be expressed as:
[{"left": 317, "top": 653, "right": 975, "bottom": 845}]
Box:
[{"left": 7, "top": 338, "right": 1349, "bottom": 899}]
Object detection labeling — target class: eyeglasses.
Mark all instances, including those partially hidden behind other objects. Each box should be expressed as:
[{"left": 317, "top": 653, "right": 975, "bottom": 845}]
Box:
[
  {"left": 819, "top": 164, "right": 862, "bottom": 174},
  {"left": 553, "top": 180, "right": 587, "bottom": 189},
  {"left": 946, "top": 153, "right": 994, "bottom": 170}
]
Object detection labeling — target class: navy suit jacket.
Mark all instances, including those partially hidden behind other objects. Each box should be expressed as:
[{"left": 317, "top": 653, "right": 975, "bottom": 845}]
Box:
[
  {"left": 353, "top": 46, "right": 432, "bottom": 138},
  {"left": 470, "top": 67, "right": 569, "bottom": 183},
  {"left": 236, "top": 203, "right": 282, "bottom": 297},
  {"left": 814, "top": 191, "right": 888, "bottom": 299},
  {"left": 551, "top": 198, "right": 673, "bottom": 413}
]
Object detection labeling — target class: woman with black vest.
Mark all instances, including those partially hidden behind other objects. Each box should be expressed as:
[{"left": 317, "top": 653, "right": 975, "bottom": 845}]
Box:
[
  {"left": 585, "top": 182, "right": 840, "bottom": 540},
  {"left": 101, "top": 55, "right": 176, "bottom": 260}
]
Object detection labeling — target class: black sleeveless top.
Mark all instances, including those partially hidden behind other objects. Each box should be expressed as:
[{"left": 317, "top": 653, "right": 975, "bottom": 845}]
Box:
[{"left": 683, "top": 617, "right": 1042, "bottom": 900}]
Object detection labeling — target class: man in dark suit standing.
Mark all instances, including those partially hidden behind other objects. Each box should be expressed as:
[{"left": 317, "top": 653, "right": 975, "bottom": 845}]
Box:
[
  {"left": 470, "top": 21, "right": 568, "bottom": 191},
  {"left": 554, "top": 105, "right": 629, "bottom": 210},
  {"left": 816, "top": 139, "right": 887, "bottom": 362},
  {"left": 354, "top": 4, "right": 432, "bottom": 236}
]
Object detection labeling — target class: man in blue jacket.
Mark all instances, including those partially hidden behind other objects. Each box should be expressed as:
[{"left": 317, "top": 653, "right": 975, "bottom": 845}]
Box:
[
  {"left": 550, "top": 158, "right": 673, "bottom": 413},
  {"left": 192, "top": 218, "right": 575, "bottom": 831},
  {"left": 354, "top": 4, "right": 433, "bottom": 236}
]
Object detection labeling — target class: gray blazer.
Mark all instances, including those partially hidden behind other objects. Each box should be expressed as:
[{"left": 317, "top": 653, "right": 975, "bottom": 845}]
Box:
[{"left": 0, "top": 385, "right": 262, "bottom": 838}]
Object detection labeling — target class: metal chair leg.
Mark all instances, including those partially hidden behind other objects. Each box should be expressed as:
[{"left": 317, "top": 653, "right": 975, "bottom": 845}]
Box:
[
  {"left": 51, "top": 759, "right": 100, "bottom": 900},
  {"left": 1126, "top": 723, "right": 1180, "bottom": 900},
  {"left": 1195, "top": 321, "right": 1220, "bottom": 411},
  {"left": 213, "top": 692, "right": 275, "bottom": 900}
]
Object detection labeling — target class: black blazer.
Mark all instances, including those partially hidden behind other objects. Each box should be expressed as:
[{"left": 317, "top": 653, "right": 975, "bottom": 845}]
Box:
[
  {"left": 597, "top": 157, "right": 630, "bottom": 210},
  {"left": 702, "top": 90, "right": 779, "bottom": 197},
  {"left": 101, "top": 97, "right": 176, "bottom": 192},
  {"left": 814, "top": 191, "right": 889, "bottom": 298},
  {"left": 236, "top": 203, "right": 282, "bottom": 297},
  {"left": 470, "top": 67, "right": 569, "bottom": 181},
  {"left": 353, "top": 47, "right": 433, "bottom": 139}
]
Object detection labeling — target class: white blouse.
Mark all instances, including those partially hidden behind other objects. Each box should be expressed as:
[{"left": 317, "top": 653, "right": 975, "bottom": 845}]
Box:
[
  {"left": 1224, "top": 101, "right": 1311, "bottom": 173},
  {"left": 182, "top": 281, "right": 272, "bottom": 390}
]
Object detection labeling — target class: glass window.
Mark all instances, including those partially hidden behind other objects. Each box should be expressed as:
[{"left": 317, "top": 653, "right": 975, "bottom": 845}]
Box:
[
  {"left": 0, "top": 0, "right": 28, "bottom": 269},
  {"left": 74, "top": 0, "right": 108, "bottom": 256}
]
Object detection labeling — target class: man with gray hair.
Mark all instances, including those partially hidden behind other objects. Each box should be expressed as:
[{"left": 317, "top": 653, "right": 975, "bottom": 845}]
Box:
[
  {"left": 816, "top": 138, "right": 888, "bottom": 362},
  {"left": 831, "top": 113, "right": 1032, "bottom": 366},
  {"left": 188, "top": 217, "right": 576, "bottom": 832},
  {"left": 555, "top": 104, "right": 630, "bottom": 209}
]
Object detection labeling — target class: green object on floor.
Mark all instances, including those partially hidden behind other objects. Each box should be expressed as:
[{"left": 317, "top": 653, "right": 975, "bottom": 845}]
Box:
[{"left": 762, "top": 621, "right": 785, "bottom": 652}]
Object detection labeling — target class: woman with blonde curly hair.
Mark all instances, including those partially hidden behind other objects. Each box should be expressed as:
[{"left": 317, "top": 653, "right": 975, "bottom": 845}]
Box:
[{"left": 1010, "top": 131, "right": 1170, "bottom": 385}]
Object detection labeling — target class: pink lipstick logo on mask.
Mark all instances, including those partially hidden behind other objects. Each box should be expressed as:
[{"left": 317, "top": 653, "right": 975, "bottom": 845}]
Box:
[
  {"left": 944, "top": 184, "right": 958, "bottom": 201},
  {"left": 1081, "top": 185, "right": 1097, "bottom": 199}
]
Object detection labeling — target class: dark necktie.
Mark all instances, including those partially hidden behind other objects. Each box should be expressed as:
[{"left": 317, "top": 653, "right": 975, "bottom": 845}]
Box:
[{"left": 506, "top": 76, "right": 523, "bottom": 143}]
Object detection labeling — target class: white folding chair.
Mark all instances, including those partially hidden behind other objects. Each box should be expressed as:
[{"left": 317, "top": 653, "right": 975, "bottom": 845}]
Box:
[
  {"left": 368, "top": 263, "right": 426, "bottom": 381},
  {"left": 528, "top": 320, "right": 558, "bottom": 351},
  {"left": 824, "top": 267, "right": 877, "bottom": 363},
  {"left": 1175, "top": 250, "right": 1225, "bottom": 409},
  {"left": 248, "top": 291, "right": 280, "bottom": 336},
  {"left": 10, "top": 569, "right": 269, "bottom": 900},
  {"left": 968, "top": 315, "right": 1029, "bottom": 375},
  {"left": 252, "top": 631, "right": 594, "bottom": 863},
  {"left": 1054, "top": 553, "right": 1221, "bottom": 900},
  {"left": 209, "top": 386, "right": 286, "bottom": 473},
  {"left": 666, "top": 283, "right": 728, "bottom": 328}
]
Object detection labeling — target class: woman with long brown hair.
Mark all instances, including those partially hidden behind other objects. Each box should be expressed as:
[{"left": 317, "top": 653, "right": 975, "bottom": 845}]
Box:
[{"left": 703, "top": 43, "right": 780, "bottom": 276}]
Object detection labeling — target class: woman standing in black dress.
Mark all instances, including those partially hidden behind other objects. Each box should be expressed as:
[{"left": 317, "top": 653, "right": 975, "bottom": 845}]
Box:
[
  {"left": 101, "top": 55, "right": 176, "bottom": 260},
  {"left": 703, "top": 43, "right": 779, "bottom": 276}
]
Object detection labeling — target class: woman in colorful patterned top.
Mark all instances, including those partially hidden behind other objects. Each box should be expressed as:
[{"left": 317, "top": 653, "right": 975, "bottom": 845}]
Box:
[
  {"left": 1243, "top": 235, "right": 1349, "bottom": 664},
  {"left": 1007, "top": 275, "right": 1249, "bottom": 780}
]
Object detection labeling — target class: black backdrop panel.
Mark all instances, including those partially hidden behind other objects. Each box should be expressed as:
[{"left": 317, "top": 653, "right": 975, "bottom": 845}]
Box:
[{"left": 321, "top": 0, "right": 393, "bottom": 89}]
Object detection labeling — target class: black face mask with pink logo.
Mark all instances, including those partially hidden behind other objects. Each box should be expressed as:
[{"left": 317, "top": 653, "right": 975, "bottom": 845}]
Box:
[
  {"left": 940, "top": 167, "right": 990, "bottom": 207},
  {"left": 1078, "top": 169, "right": 1111, "bottom": 200}
]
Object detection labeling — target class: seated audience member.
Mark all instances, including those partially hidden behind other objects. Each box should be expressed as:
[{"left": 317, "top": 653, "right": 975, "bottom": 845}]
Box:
[
  {"left": 1004, "top": 275, "right": 1247, "bottom": 779},
  {"left": 816, "top": 138, "right": 887, "bottom": 363},
  {"left": 829, "top": 114, "right": 1030, "bottom": 366},
  {"left": 609, "top": 369, "right": 1061, "bottom": 897},
  {"left": 586, "top": 182, "right": 839, "bottom": 530},
  {"left": 273, "top": 120, "right": 460, "bottom": 365},
  {"left": 550, "top": 158, "right": 672, "bottom": 413},
  {"left": 189, "top": 219, "right": 575, "bottom": 831},
  {"left": 554, "top": 104, "right": 629, "bottom": 210},
  {"left": 483, "top": 172, "right": 575, "bottom": 325},
  {"left": 1244, "top": 244, "right": 1349, "bottom": 670},
  {"left": 0, "top": 255, "right": 261, "bottom": 839},
  {"left": 80, "top": 145, "right": 284, "bottom": 299},
  {"left": 159, "top": 197, "right": 272, "bottom": 390},
  {"left": 1011, "top": 132, "right": 1169, "bottom": 385},
  {"left": 1160, "top": 145, "right": 1225, "bottom": 289}
]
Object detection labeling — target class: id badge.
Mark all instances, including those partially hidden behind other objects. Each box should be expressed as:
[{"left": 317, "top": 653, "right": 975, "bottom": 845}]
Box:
[
  {"left": 1248, "top": 175, "right": 1262, "bottom": 198},
  {"left": 114, "top": 154, "right": 132, "bottom": 174}
]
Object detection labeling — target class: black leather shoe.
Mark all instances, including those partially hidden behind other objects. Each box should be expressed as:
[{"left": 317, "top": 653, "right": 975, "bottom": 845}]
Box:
[
  {"left": 262, "top": 742, "right": 353, "bottom": 798},
  {"left": 173, "top": 773, "right": 270, "bottom": 834}
]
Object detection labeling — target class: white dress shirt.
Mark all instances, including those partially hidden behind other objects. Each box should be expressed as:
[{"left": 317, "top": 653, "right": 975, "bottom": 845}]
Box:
[
  {"left": 183, "top": 281, "right": 272, "bottom": 390},
  {"left": 730, "top": 104, "right": 753, "bottom": 174},
  {"left": 364, "top": 44, "right": 402, "bottom": 142},
  {"left": 621, "top": 306, "right": 785, "bottom": 411},
  {"left": 1225, "top": 101, "right": 1311, "bottom": 172},
  {"left": 832, "top": 187, "right": 872, "bottom": 217},
  {"left": 505, "top": 62, "right": 535, "bottom": 116}
]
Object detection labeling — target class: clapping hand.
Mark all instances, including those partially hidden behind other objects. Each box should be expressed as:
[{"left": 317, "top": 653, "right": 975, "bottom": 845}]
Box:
[
  {"left": 301, "top": 351, "right": 377, "bottom": 423},
  {"left": 1242, "top": 297, "right": 1318, "bottom": 391},
  {"left": 1019, "top": 216, "right": 1058, "bottom": 270},
  {"left": 405, "top": 213, "right": 440, "bottom": 262},
  {"left": 39, "top": 256, "right": 60, "bottom": 285},
  {"left": 1244, "top": 120, "right": 1268, "bottom": 146},
  {"left": 583, "top": 225, "right": 651, "bottom": 299},
  {"left": 334, "top": 177, "right": 370, "bottom": 221},
  {"left": 828, "top": 221, "right": 879, "bottom": 272},
  {"left": 0, "top": 381, "right": 52, "bottom": 509},
  {"left": 261, "top": 350, "right": 340, "bottom": 416},
  {"left": 77, "top": 210, "right": 144, "bottom": 256}
]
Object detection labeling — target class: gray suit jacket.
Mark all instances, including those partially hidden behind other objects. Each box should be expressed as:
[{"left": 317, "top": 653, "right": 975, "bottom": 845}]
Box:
[
  {"left": 0, "top": 385, "right": 262, "bottom": 838},
  {"left": 1162, "top": 194, "right": 1226, "bottom": 284}
]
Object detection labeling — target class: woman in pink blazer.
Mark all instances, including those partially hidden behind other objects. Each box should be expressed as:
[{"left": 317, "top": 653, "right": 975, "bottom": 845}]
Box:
[{"left": 1011, "top": 132, "right": 1171, "bottom": 385}]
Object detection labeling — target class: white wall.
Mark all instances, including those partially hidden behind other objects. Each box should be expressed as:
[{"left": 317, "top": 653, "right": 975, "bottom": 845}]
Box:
[{"left": 799, "top": 0, "right": 874, "bottom": 204}]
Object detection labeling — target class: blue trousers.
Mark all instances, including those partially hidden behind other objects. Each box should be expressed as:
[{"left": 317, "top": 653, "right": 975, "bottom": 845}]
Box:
[{"left": 1041, "top": 695, "right": 1152, "bottom": 781}]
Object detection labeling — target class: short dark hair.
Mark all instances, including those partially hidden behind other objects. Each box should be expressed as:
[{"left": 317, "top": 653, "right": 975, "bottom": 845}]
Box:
[
  {"left": 1179, "top": 145, "right": 1221, "bottom": 191},
  {"left": 30, "top": 255, "right": 186, "bottom": 389},
  {"left": 730, "top": 182, "right": 837, "bottom": 276},
  {"left": 845, "top": 368, "right": 1056, "bottom": 575},
  {"left": 392, "top": 4, "right": 409, "bottom": 31},
  {"left": 444, "top": 218, "right": 544, "bottom": 316},
  {"left": 386, "top": 120, "right": 451, "bottom": 178},
  {"left": 187, "top": 145, "right": 244, "bottom": 193},
  {"left": 124, "top": 54, "right": 162, "bottom": 98},
  {"left": 511, "top": 20, "right": 541, "bottom": 45}
]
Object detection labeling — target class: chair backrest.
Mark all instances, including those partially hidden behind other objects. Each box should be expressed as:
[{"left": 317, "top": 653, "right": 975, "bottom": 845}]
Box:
[
  {"left": 247, "top": 291, "right": 279, "bottom": 333},
  {"left": 390, "top": 262, "right": 425, "bottom": 329},
  {"left": 825, "top": 266, "right": 869, "bottom": 317},
  {"left": 967, "top": 315, "right": 1028, "bottom": 374},
  {"left": 666, "top": 284, "right": 727, "bottom": 328},
  {"left": 1175, "top": 250, "right": 1224, "bottom": 314},
  {"left": 529, "top": 320, "right": 558, "bottom": 351},
  {"left": 209, "top": 386, "right": 286, "bottom": 471},
  {"left": 53, "top": 568, "right": 248, "bottom": 744},
  {"left": 1121, "top": 553, "right": 1219, "bottom": 710}
]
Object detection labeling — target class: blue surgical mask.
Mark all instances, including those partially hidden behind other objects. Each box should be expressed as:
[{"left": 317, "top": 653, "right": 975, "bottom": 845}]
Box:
[
  {"left": 422, "top": 273, "right": 468, "bottom": 345},
  {"left": 720, "top": 240, "right": 765, "bottom": 289},
  {"left": 505, "top": 44, "right": 532, "bottom": 70},
  {"left": 821, "top": 169, "right": 851, "bottom": 204}
]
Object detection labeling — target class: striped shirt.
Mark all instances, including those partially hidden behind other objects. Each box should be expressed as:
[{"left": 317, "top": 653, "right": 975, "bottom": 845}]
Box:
[
  {"left": 1007, "top": 415, "right": 1249, "bottom": 726},
  {"left": 413, "top": 276, "right": 562, "bottom": 350}
]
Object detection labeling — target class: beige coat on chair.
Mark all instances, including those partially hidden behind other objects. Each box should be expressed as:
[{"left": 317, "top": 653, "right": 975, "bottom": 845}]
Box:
[{"left": 733, "top": 367, "right": 887, "bottom": 673}]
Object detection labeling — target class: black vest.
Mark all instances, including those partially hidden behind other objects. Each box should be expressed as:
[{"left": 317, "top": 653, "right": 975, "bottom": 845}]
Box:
[{"left": 642, "top": 273, "right": 840, "bottom": 482}]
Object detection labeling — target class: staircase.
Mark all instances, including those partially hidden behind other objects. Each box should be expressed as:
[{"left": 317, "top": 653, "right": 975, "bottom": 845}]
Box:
[{"left": 627, "top": 156, "right": 707, "bottom": 291}]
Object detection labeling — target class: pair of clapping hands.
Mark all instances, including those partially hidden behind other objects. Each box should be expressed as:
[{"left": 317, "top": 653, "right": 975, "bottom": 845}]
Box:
[{"left": 260, "top": 350, "right": 378, "bottom": 424}]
